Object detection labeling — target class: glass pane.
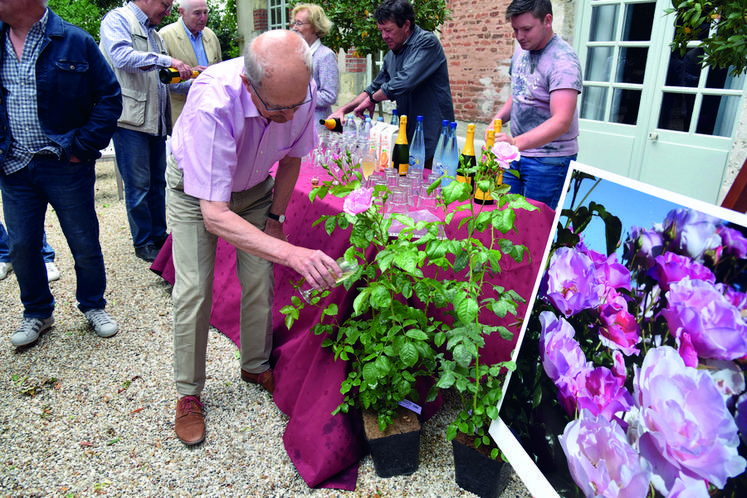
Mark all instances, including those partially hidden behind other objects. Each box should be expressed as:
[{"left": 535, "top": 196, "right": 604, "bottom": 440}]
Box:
[
  {"left": 719, "top": 71, "right": 746, "bottom": 91},
  {"left": 658, "top": 92, "right": 694, "bottom": 132},
  {"left": 589, "top": 4, "right": 618, "bottom": 42},
  {"left": 697, "top": 95, "right": 741, "bottom": 137},
  {"left": 585, "top": 47, "right": 613, "bottom": 82},
  {"left": 622, "top": 2, "right": 655, "bottom": 41},
  {"left": 580, "top": 86, "right": 608, "bottom": 121},
  {"left": 615, "top": 47, "right": 647, "bottom": 84},
  {"left": 610, "top": 88, "right": 640, "bottom": 124},
  {"left": 706, "top": 64, "right": 746, "bottom": 91},
  {"left": 663, "top": 51, "right": 700, "bottom": 88}
]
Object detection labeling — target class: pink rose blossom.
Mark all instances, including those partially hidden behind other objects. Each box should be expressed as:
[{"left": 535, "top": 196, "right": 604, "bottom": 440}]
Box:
[
  {"left": 634, "top": 346, "right": 746, "bottom": 492},
  {"left": 560, "top": 409, "right": 651, "bottom": 498},
  {"left": 491, "top": 141, "right": 520, "bottom": 169},
  {"left": 342, "top": 187, "right": 373, "bottom": 216}
]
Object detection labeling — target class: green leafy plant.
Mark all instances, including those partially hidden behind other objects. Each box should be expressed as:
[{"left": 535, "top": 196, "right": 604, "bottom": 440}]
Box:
[
  {"left": 434, "top": 150, "right": 535, "bottom": 459},
  {"left": 283, "top": 155, "right": 447, "bottom": 431},
  {"left": 283, "top": 145, "right": 537, "bottom": 449},
  {"left": 666, "top": 0, "right": 747, "bottom": 76}
]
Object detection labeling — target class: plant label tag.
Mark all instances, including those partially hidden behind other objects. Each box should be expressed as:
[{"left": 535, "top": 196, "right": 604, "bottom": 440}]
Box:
[{"left": 398, "top": 400, "right": 422, "bottom": 415}]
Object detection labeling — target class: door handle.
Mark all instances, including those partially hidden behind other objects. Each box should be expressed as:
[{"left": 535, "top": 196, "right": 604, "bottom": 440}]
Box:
[{"left": 648, "top": 131, "right": 659, "bottom": 141}]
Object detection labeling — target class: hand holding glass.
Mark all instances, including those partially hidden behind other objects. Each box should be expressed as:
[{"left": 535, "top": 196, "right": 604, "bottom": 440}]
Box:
[{"left": 299, "top": 258, "right": 359, "bottom": 304}]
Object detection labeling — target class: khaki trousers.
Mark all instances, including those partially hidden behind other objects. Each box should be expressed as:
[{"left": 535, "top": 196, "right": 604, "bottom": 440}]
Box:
[{"left": 166, "top": 156, "right": 275, "bottom": 396}]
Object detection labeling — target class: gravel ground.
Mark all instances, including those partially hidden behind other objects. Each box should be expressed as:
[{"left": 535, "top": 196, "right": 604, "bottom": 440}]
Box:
[{"left": 0, "top": 159, "right": 533, "bottom": 497}]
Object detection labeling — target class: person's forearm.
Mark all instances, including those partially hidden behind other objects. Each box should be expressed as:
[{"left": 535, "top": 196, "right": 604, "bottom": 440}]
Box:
[
  {"left": 493, "top": 96, "right": 512, "bottom": 124},
  {"left": 200, "top": 200, "right": 295, "bottom": 266},
  {"left": 336, "top": 92, "right": 369, "bottom": 116}
]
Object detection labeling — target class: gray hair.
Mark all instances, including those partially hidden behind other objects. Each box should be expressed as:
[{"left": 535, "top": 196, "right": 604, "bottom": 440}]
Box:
[{"left": 243, "top": 30, "right": 313, "bottom": 89}]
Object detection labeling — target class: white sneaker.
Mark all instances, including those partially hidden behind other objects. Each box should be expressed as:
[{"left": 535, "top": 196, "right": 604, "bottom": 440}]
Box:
[
  {"left": 0, "top": 262, "right": 12, "bottom": 280},
  {"left": 46, "top": 262, "right": 60, "bottom": 282},
  {"left": 11, "top": 316, "right": 55, "bottom": 347},
  {"left": 84, "top": 309, "right": 118, "bottom": 338}
]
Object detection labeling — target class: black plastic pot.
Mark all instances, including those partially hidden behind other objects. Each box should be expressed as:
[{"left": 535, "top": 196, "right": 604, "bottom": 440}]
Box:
[
  {"left": 452, "top": 438, "right": 512, "bottom": 498},
  {"left": 365, "top": 428, "right": 421, "bottom": 478}
]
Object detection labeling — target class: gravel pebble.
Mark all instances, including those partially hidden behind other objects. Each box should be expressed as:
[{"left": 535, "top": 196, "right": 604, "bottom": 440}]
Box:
[{"left": 0, "top": 159, "right": 533, "bottom": 497}]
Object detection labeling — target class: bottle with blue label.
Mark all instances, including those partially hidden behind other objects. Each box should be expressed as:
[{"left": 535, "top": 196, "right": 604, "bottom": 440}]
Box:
[
  {"left": 343, "top": 114, "right": 358, "bottom": 142},
  {"left": 441, "top": 122, "right": 459, "bottom": 187},
  {"left": 432, "top": 120, "right": 450, "bottom": 179},
  {"left": 359, "top": 116, "right": 372, "bottom": 141},
  {"left": 390, "top": 109, "right": 398, "bottom": 126},
  {"left": 408, "top": 115, "right": 425, "bottom": 180}
]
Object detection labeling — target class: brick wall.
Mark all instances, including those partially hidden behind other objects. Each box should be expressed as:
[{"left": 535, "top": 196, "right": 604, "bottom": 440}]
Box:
[
  {"left": 345, "top": 49, "right": 366, "bottom": 73},
  {"left": 440, "top": 0, "right": 515, "bottom": 123},
  {"left": 253, "top": 8, "right": 267, "bottom": 32}
]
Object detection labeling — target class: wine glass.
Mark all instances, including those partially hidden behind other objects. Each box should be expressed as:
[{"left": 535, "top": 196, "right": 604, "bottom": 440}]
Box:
[{"left": 299, "top": 258, "right": 359, "bottom": 304}]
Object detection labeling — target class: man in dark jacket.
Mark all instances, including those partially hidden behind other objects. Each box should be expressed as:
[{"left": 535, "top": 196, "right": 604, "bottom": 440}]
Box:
[{"left": 0, "top": 0, "right": 123, "bottom": 347}]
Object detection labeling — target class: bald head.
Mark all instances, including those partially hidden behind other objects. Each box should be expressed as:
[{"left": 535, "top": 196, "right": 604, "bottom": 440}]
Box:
[
  {"left": 241, "top": 30, "right": 313, "bottom": 123},
  {"left": 243, "top": 30, "right": 312, "bottom": 90}
]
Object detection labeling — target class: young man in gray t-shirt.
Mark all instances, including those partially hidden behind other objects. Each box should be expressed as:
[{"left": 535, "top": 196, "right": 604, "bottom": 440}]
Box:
[{"left": 490, "top": 0, "right": 582, "bottom": 209}]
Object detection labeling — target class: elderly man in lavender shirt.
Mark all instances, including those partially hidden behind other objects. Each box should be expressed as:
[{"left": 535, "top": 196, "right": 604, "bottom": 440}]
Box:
[{"left": 166, "top": 30, "right": 342, "bottom": 446}]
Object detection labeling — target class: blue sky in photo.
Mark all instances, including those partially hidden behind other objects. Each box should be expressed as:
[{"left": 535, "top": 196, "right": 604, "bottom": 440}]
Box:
[{"left": 558, "top": 175, "right": 690, "bottom": 260}]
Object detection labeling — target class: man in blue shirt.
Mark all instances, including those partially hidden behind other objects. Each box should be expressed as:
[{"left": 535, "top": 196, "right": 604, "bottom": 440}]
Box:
[
  {"left": 159, "top": 0, "right": 222, "bottom": 123},
  {"left": 0, "top": 0, "right": 122, "bottom": 346}
]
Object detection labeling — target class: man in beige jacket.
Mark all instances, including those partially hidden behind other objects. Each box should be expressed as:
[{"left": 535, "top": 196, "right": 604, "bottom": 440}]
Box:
[{"left": 159, "top": 0, "right": 222, "bottom": 123}]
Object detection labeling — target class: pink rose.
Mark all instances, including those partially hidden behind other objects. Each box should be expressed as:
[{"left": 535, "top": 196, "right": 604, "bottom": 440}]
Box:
[
  {"left": 491, "top": 142, "right": 520, "bottom": 169},
  {"left": 342, "top": 187, "right": 373, "bottom": 215}
]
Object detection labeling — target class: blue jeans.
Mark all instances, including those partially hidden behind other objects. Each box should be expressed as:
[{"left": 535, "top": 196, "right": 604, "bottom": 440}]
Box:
[
  {"left": 0, "top": 155, "right": 107, "bottom": 318},
  {"left": 502, "top": 154, "right": 577, "bottom": 210},
  {"left": 0, "top": 222, "right": 55, "bottom": 263},
  {"left": 112, "top": 128, "right": 168, "bottom": 249}
]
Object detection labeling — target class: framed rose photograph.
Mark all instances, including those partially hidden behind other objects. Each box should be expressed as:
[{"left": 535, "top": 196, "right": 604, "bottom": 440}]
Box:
[{"left": 491, "top": 161, "right": 747, "bottom": 498}]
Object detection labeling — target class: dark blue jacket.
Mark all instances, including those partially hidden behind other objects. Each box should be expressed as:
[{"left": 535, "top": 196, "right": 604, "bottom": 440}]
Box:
[{"left": 0, "top": 9, "right": 122, "bottom": 166}]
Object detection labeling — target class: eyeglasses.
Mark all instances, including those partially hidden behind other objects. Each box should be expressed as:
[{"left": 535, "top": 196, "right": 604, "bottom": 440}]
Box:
[
  {"left": 249, "top": 80, "right": 312, "bottom": 112},
  {"left": 291, "top": 20, "right": 310, "bottom": 27}
]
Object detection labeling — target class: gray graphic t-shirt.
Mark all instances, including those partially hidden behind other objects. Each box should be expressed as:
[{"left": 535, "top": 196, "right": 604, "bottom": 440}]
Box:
[{"left": 509, "top": 34, "right": 582, "bottom": 157}]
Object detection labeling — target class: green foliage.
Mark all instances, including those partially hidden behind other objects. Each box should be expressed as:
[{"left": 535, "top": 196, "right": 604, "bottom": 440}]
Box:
[
  {"left": 666, "top": 0, "right": 747, "bottom": 76},
  {"left": 281, "top": 147, "right": 536, "bottom": 446},
  {"left": 290, "top": 0, "right": 451, "bottom": 57},
  {"left": 49, "top": 0, "right": 104, "bottom": 41}
]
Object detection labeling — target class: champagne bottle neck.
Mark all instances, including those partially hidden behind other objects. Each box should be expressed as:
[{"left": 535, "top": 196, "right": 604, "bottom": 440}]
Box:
[
  {"left": 396, "top": 116, "right": 408, "bottom": 144},
  {"left": 462, "top": 125, "right": 476, "bottom": 156}
]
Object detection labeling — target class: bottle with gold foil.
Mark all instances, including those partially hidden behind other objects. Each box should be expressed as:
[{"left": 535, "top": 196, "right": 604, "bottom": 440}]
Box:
[
  {"left": 493, "top": 119, "right": 506, "bottom": 186},
  {"left": 457, "top": 123, "right": 476, "bottom": 190},
  {"left": 475, "top": 129, "right": 495, "bottom": 205},
  {"left": 391, "top": 115, "right": 409, "bottom": 176},
  {"left": 319, "top": 118, "right": 343, "bottom": 132},
  {"left": 158, "top": 67, "right": 200, "bottom": 84}
]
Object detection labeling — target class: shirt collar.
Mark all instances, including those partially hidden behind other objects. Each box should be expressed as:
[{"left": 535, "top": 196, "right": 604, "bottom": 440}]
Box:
[{"left": 129, "top": 1, "right": 156, "bottom": 30}]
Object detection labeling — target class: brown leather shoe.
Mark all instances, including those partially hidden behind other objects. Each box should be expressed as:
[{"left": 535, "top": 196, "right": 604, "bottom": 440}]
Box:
[
  {"left": 175, "top": 395, "right": 205, "bottom": 446},
  {"left": 241, "top": 368, "right": 275, "bottom": 394}
]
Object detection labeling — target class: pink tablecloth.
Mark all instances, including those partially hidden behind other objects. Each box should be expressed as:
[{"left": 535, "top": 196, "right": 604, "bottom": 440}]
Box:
[{"left": 151, "top": 164, "right": 555, "bottom": 489}]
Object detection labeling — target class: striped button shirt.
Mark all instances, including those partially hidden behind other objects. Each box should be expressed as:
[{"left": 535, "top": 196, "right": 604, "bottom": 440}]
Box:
[{"left": 1, "top": 9, "right": 61, "bottom": 175}]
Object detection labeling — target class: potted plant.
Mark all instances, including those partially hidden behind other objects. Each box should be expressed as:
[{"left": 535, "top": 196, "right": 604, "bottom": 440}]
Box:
[
  {"left": 282, "top": 153, "right": 449, "bottom": 477},
  {"left": 282, "top": 141, "right": 538, "bottom": 483},
  {"left": 433, "top": 143, "right": 537, "bottom": 498}
]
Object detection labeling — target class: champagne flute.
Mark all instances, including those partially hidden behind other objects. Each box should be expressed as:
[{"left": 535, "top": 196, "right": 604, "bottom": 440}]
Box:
[{"left": 299, "top": 258, "right": 359, "bottom": 304}]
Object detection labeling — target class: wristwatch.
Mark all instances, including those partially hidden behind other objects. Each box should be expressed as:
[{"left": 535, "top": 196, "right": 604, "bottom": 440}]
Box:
[
  {"left": 366, "top": 90, "right": 377, "bottom": 105},
  {"left": 268, "top": 212, "right": 286, "bottom": 223}
]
